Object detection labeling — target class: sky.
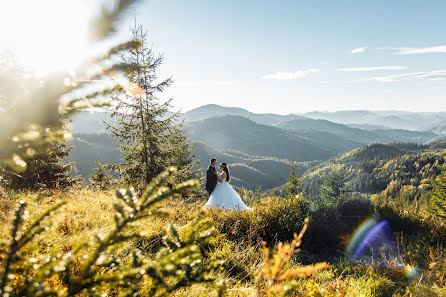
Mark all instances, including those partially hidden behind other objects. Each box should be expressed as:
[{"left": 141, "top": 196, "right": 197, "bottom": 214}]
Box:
[
  {"left": 1, "top": 0, "right": 445, "bottom": 114},
  {"left": 118, "top": 0, "right": 446, "bottom": 114}
]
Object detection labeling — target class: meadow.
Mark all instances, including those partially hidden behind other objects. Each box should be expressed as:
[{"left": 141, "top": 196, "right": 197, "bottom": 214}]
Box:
[{"left": 1, "top": 187, "right": 444, "bottom": 296}]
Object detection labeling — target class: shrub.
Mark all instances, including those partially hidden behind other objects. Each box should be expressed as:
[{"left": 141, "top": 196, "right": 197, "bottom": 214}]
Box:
[{"left": 207, "top": 196, "right": 305, "bottom": 245}]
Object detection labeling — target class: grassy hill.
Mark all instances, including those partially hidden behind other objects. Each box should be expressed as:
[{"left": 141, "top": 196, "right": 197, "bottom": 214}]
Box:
[{"left": 1, "top": 186, "right": 444, "bottom": 296}]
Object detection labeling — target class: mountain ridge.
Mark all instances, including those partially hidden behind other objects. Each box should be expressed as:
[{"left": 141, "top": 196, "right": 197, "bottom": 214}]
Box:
[{"left": 66, "top": 105, "right": 445, "bottom": 190}]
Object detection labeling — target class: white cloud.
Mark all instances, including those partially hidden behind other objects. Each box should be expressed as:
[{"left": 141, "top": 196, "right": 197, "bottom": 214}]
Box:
[
  {"left": 260, "top": 69, "right": 319, "bottom": 80},
  {"left": 337, "top": 66, "right": 407, "bottom": 72},
  {"left": 349, "top": 70, "right": 446, "bottom": 82},
  {"left": 174, "top": 81, "right": 234, "bottom": 87},
  {"left": 352, "top": 47, "right": 367, "bottom": 54},
  {"left": 215, "top": 81, "right": 233, "bottom": 86},
  {"left": 390, "top": 45, "right": 446, "bottom": 55},
  {"left": 175, "top": 81, "right": 201, "bottom": 87}
]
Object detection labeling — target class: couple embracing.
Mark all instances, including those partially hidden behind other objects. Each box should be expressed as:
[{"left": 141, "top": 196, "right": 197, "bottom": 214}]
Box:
[{"left": 204, "top": 158, "right": 251, "bottom": 211}]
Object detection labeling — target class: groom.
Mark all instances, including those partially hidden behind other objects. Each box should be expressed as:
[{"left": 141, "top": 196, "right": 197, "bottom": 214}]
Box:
[{"left": 206, "top": 158, "right": 218, "bottom": 196}]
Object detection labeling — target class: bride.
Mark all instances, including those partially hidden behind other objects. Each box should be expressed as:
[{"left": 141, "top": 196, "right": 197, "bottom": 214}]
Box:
[{"left": 204, "top": 163, "right": 251, "bottom": 211}]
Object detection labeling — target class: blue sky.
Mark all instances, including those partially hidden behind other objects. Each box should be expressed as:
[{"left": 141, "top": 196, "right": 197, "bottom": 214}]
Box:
[
  {"left": 1, "top": 0, "right": 444, "bottom": 114},
  {"left": 115, "top": 0, "right": 446, "bottom": 114}
]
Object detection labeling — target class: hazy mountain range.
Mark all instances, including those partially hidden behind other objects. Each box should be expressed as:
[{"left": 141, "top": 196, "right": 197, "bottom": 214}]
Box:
[
  {"left": 68, "top": 104, "right": 446, "bottom": 189},
  {"left": 302, "top": 110, "right": 446, "bottom": 132}
]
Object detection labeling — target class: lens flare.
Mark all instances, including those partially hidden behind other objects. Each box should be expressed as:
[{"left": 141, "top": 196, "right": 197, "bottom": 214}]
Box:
[
  {"left": 346, "top": 216, "right": 418, "bottom": 278},
  {"left": 123, "top": 81, "right": 143, "bottom": 100},
  {"left": 404, "top": 264, "right": 419, "bottom": 279}
]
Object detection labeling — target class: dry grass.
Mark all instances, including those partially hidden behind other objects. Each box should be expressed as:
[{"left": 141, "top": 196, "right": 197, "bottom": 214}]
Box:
[{"left": 1, "top": 189, "right": 445, "bottom": 296}]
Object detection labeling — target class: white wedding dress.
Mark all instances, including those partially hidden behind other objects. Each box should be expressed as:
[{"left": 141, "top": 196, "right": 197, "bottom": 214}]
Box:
[{"left": 204, "top": 177, "right": 251, "bottom": 211}]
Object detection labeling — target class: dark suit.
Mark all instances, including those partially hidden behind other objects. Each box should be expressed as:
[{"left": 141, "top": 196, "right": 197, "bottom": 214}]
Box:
[{"left": 206, "top": 165, "right": 217, "bottom": 196}]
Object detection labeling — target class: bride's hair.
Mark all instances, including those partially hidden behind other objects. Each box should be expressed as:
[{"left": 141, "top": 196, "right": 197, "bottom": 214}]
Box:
[{"left": 220, "top": 163, "right": 230, "bottom": 182}]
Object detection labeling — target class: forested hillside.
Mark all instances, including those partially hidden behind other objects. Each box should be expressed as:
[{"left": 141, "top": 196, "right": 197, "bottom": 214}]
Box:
[{"left": 300, "top": 141, "right": 446, "bottom": 200}]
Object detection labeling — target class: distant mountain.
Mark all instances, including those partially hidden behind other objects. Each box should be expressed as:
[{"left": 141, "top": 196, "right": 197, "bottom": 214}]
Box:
[
  {"left": 180, "top": 104, "right": 306, "bottom": 125},
  {"left": 372, "top": 128, "right": 436, "bottom": 143},
  {"left": 276, "top": 118, "right": 435, "bottom": 144},
  {"left": 65, "top": 133, "right": 121, "bottom": 177},
  {"left": 347, "top": 123, "right": 391, "bottom": 130},
  {"left": 426, "top": 121, "right": 446, "bottom": 135},
  {"left": 302, "top": 110, "right": 446, "bottom": 131},
  {"left": 70, "top": 111, "right": 116, "bottom": 134},
  {"left": 277, "top": 118, "right": 380, "bottom": 143},
  {"left": 185, "top": 115, "right": 350, "bottom": 161},
  {"left": 70, "top": 106, "right": 446, "bottom": 136},
  {"left": 304, "top": 110, "right": 377, "bottom": 124},
  {"left": 66, "top": 106, "right": 443, "bottom": 190},
  {"left": 65, "top": 133, "right": 317, "bottom": 190}
]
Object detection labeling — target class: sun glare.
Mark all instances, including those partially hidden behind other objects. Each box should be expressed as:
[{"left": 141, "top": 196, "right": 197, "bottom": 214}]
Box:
[{"left": 0, "top": 0, "right": 94, "bottom": 76}]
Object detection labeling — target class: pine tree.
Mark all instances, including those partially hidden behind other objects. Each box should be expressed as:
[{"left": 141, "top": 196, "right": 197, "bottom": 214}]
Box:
[
  {"left": 0, "top": 56, "right": 77, "bottom": 190},
  {"left": 2, "top": 134, "right": 76, "bottom": 190},
  {"left": 107, "top": 24, "right": 197, "bottom": 193},
  {"left": 320, "top": 169, "right": 351, "bottom": 206},
  {"left": 285, "top": 161, "right": 302, "bottom": 197},
  {"left": 89, "top": 161, "right": 112, "bottom": 190},
  {"left": 429, "top": 165, "right": 446, "bottom": 219}
]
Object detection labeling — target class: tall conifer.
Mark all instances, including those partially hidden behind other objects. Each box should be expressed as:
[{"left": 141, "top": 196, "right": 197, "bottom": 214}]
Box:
[
  {"left": 430, "top": 165, "right": 446, "bottom": 219},
  {"left": 107, "top": 24, "right": 197, "bottom": 193}
]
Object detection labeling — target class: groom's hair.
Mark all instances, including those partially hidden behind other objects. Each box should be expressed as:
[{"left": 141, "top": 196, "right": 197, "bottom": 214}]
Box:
[{"left": 210, "top": 158, "right": 216, "bottom": 164}]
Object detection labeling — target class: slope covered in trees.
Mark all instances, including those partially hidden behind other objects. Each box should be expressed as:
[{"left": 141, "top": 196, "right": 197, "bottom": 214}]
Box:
[{"left": 300, "top": 141, "right": 446, "bottom": 202}]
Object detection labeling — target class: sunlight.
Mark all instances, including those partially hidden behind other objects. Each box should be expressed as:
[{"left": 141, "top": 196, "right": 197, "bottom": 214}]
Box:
[{"left": 0, "top": 0, "right": 94, "bottom": 76}]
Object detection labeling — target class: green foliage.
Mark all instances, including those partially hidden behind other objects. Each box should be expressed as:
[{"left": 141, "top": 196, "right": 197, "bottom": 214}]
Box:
[
  {"left": 89, "top": 161, "right": 113, "bottom": 190},
  {"left": 2, "top": 140, "right": 76, "bottom": 190},
  {"left": 146, "top": 215, "right": 220, "bottom": 296},
  {"left": 107, "top": 24, "right": 198, "bottom": 193},
  {"left": 429, "top": 165, "right": 446, "bottom": 219},
  {"left": 285, "top": 161, "right": 302, "bottom": 197},
  {"left": 319, "top": 169, "right": 352, "bottom": 206}
]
